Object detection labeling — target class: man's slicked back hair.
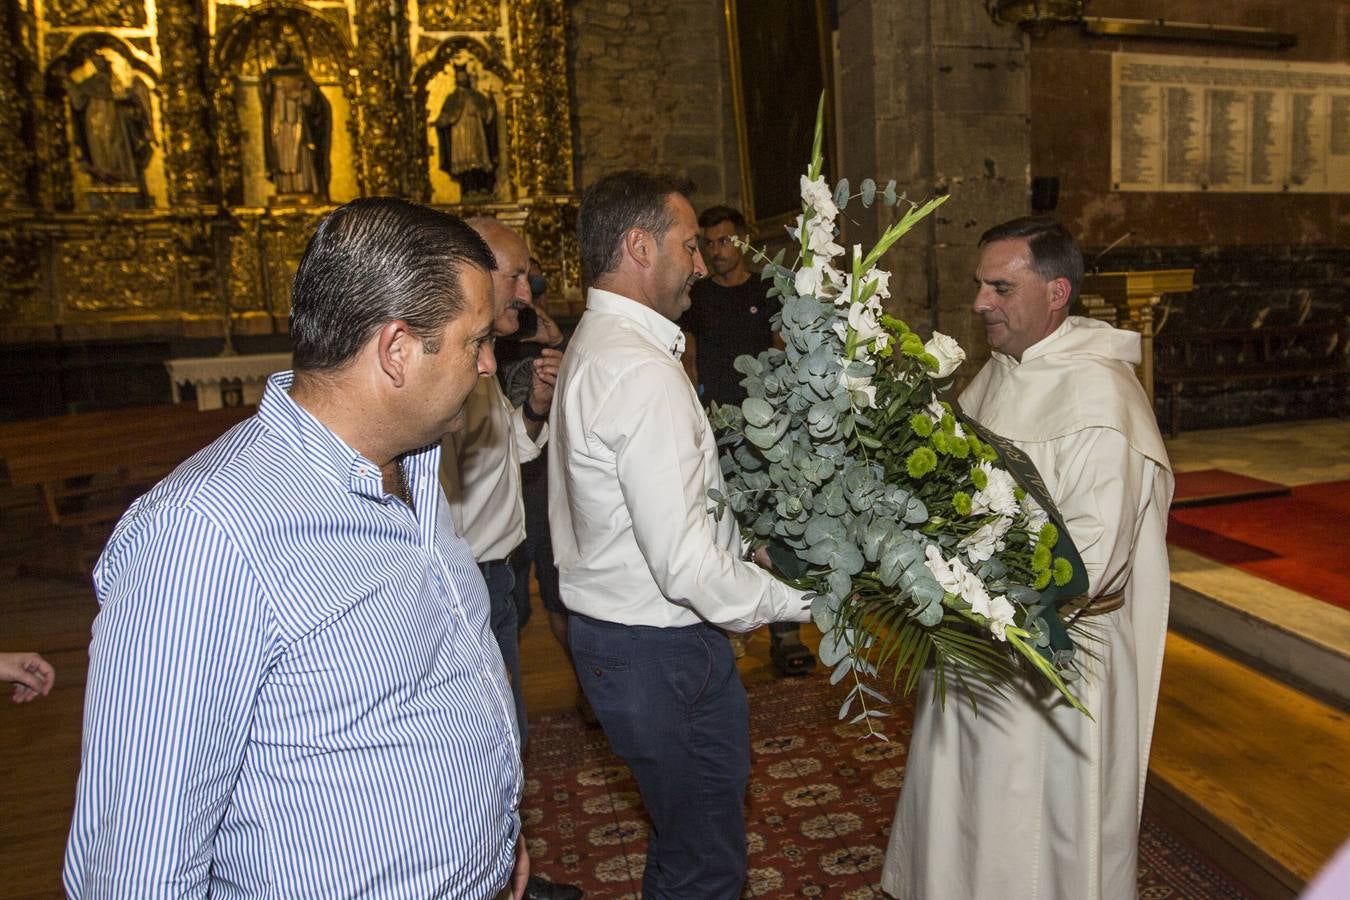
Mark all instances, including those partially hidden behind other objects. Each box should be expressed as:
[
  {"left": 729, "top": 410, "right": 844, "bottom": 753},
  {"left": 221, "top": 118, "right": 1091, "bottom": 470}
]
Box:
[
  {"left": 698, "top": 205, "right": 747, "bottom": 233},
  {"left": 978, "top": 216, "right": 1084, "bottom": 303},
  {"left": 289, "top": 197, "right": 496, "bottom": 371},
  {"left": 578, "top": 170, "right": 694, "bottom": 283}
]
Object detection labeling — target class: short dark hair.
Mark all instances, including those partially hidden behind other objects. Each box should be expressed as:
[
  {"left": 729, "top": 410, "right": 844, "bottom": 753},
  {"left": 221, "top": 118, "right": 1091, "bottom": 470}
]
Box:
[
  {"left": 698, "top": 205, "right": 747, "bottom": 233},
  {"left": 578, "top": 171, "right": 694, "bottom": 283},
  {"left": 289, "top": 197, "right": 496, "bottom": 371},
  {"left": 978, "top": 216, "right": 1084, "bottom": 303}
]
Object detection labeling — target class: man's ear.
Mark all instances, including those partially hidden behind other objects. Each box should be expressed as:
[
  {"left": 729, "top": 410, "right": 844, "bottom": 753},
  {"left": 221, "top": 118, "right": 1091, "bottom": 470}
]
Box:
[
  {"left": 1047, "top": 277, "right": 1073, "bottom": 312},
  {"left": 623, "top": 227, "right": 652, "bottom": 270},
  {"left": 377, "top": 319, "right": 414, "bottom": 387}
]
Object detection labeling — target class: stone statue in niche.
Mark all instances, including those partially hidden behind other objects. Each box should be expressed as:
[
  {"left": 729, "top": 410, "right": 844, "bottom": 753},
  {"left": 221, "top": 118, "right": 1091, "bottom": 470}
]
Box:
[
  {"left": 435, "top": 64, "right": 498, "bottom": 196},
  {"left": 65, "top": 53, "right": 154, "bottom": 206},
  {"left": 260, "top": 41, "right": 330, "bottom": 200}
]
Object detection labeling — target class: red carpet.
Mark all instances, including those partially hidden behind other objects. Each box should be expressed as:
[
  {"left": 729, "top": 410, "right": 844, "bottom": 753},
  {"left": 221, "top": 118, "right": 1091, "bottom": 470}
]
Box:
[
  {"left": 1169, "top": 480, "right": 1350, "bottom": 612},
  {"left": 521, "top": 674, "right": 1255, "bottom": 898},
  {"left": 1172, "top": 468, "right": 1290, "bottom": 508}
]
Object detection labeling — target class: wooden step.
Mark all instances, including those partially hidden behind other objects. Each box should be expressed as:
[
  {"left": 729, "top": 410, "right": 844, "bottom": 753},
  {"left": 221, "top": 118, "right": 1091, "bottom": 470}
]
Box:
[{"left": 1147, "top": 631, "right": 1350, "bottom": 898}]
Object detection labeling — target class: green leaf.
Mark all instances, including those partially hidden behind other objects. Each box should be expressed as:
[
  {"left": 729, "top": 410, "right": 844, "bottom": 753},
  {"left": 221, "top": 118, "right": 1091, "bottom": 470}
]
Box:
[
  {"left": 741, "top": 396, "right": 775, "bottom": 427},
  {"left": 818, "top": 627, "right": 851, "bottom": 667},
  {"left": 883, "top": 180, "right": 898, "bottom": 205},
  {"left": 861, "top": 178, "right": 876, "bottom": 207},
  {"left": 834, "top": 178, "right": 850, "bottom": 209},
  {"left": 830, "top": 656, "right": 854, "bottom": 685}
]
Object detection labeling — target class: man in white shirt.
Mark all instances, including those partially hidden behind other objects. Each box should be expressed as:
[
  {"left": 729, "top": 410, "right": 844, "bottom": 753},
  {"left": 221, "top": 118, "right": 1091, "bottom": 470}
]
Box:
[
  {"left": 440, "top": 218, "right": 562, "bottom": 748},
  {"left": 881, "top": 217, "right": 1172, "bottom": 900},
  {"left": 548, "top": 171, "right": 811, "bottom": 899}
]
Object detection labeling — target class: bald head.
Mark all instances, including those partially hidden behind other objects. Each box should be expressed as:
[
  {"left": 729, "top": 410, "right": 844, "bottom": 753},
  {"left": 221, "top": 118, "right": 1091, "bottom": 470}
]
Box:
[{"left": 467, "top": 217, "right": 532, "bottom": 337}]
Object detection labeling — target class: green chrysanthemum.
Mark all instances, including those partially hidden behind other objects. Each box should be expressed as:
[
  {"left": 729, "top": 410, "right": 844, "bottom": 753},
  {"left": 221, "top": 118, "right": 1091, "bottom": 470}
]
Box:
[
  {"left": 1053, "top": 557, "right": 1074, "bottom": 587},
  {"left": 970, "top": 466, "right": 988, "bottom": 490},
  {"left": 952, "top": 491, "right": 972, "bottom": 516},
  {"left": 907, "top": 447, "right": 938, "bottom": 478},
  {"left": 930, "top": 431, "right": 952, "bottom": 455},
  {"left": 976, "top": 442, "right": 999, "bottom": 463},
  {"left": 1038, "top": 523, "right": 1059, "bottom": 547},
  {"left": 910, "top": 413, "right": 934, "bottom": 437},
  {"left": 940, "top": 413, "right": 957, "bottom": 435},
  {"left": 1033, "top": 569, "right": 1052, "bottom": 590},
  {"left": 1032, "top": 544, "right": 1052, "bottom": 571},
  {"left": 880, "top": 313, "right": 910, "bottom": 335},
  {"left": 948, "top": 436, "right": 970, "bottom": 459}
]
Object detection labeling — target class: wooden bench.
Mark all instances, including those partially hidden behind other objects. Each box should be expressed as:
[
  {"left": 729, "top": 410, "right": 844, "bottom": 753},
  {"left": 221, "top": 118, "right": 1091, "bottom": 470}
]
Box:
[
  {"left": 0, "top": 404, "right": 253, "bottom": 572},
  {"left": 1154, "top": 322, "right": 1348, "bottom": 438}
]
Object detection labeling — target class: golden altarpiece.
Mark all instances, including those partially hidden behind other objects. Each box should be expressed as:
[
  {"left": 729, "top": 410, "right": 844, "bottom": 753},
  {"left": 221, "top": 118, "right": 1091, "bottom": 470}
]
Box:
[{"left": 0, "top": 0, "right": 579, "bottom": 348}]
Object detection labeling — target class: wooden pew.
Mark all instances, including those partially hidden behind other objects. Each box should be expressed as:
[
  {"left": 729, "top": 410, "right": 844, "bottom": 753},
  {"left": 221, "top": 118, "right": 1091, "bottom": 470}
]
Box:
[{"left": 0, "top": 404, "right": 253, "bottom": 572}]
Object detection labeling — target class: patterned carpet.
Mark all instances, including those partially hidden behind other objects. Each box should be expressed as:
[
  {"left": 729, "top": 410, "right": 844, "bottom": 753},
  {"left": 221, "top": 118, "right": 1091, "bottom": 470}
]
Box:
[{"left": 521, "top": 672, "right": 1256, "bottom": 899}]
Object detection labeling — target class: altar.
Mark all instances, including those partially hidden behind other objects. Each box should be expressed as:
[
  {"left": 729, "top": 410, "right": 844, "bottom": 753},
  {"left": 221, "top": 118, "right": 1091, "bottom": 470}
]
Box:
[{"left": 164, "top": 352, "right": 292, "bottom": 410}]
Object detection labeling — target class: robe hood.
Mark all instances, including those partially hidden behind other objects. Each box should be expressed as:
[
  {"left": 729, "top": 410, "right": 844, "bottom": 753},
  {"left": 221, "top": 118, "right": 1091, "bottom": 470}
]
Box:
[{"left": 959, "top": 317, "right": 1171, "bottom": 470}]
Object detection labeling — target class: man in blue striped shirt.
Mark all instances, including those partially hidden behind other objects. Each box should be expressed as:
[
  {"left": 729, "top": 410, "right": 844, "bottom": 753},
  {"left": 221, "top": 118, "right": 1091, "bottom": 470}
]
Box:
[{"left": 64, "top": 198, "right": 528, "bottom": 899}]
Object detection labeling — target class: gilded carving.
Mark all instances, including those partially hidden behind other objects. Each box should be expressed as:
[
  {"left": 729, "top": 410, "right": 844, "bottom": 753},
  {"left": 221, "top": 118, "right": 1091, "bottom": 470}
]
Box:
[
  {"left": 0, "top": 2, "right": 35, "bottom": 208},
  {"left": 157, "top": 0, "right": 215, "bottom": 204},
  {"left": 45, "top": 0, "right": 147, "bottom": 29},
  {"left": 419, "top": 1, "right": 500, "bottom": 33},
  {"left": 58, "top": 228, "right": 177, "bottom": 314},
  {"left": 2, "top": 0, "right": 580, "bottom": 341},
  {"left": 353, "top": 0, "right": 408, "bottom": 196}
]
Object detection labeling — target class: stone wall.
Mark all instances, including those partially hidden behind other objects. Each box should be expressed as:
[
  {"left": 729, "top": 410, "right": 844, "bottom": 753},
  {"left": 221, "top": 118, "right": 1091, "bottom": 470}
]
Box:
[
  {"left": 567, "top": 0, "right": 742, "bottom": 211},
  {"left": 837, "top": 1, "right": 1031, "bottom": 371}
]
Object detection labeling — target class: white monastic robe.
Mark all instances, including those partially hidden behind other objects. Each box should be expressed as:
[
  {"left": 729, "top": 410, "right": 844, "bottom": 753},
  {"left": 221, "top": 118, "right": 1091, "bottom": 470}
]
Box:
[{"left": 881, "top": 317, "right": 1174, "bottom": 900}]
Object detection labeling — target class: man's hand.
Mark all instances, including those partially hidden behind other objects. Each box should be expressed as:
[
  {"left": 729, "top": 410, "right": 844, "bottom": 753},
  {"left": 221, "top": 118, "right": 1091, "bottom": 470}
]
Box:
[
  {"left": 521, "top": 305, "right": 564, "bottom": 348},
  {"left": 751, "top": 546, "right": 775, "bottom": 572},
  {"left": 510, "top": 835, "right": 531, "bottom": 900},
  {"left": 527, "top": 348, "right": 563, "bottom": 416}
]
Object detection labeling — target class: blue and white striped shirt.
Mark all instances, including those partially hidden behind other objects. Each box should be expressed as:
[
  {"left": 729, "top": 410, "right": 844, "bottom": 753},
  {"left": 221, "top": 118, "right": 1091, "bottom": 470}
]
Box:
[{"left": 64, "top": 372, "right": 522, "bottom": 899}]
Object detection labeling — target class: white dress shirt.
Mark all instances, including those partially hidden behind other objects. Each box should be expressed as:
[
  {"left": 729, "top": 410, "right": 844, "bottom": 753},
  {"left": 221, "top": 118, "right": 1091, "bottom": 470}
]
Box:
[
  {"left": 441, "top": 375, "right": 546, "bottom": 562},
  {"left": 547, "top": 288, "right": 810, "bottom": 631}
]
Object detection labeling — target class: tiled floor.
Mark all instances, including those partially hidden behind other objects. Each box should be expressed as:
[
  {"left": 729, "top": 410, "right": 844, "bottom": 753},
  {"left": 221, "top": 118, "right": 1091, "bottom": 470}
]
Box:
[{"left": 1166, "top": 417, "right": 1350, "bottom": 486}]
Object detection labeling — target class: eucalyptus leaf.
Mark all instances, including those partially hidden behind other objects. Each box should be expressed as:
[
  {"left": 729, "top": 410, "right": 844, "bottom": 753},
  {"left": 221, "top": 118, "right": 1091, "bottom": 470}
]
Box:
[
  {"left": 833, "top": 178, "right": 850, "bottom": 209},
  {"left": 827, "top": 569, "right": 853, "bottom": 600},
  {"left": 818, "top": 627, "right": 852, "bottom": 667},
  {"left": 861, "top": 178, "right": 876, "bottom": 207},
  {"left": 812, "top": 593, "right": 841, "bottom": 631},
  {"left": 829, "top": 656, "right": 854, "bottom": 685}
]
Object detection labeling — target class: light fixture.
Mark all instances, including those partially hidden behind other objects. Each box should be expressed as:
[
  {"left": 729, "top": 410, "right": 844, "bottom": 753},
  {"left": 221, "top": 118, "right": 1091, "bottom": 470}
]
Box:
[{"left": 985, "top": 0, "right": 1085, "bottom": 37}]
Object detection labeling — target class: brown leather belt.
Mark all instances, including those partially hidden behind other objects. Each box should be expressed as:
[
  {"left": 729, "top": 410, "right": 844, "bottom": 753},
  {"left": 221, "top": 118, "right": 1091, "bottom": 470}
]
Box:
[{"left": 1061, "top": 589, "right": 1125, "bottom": 619}]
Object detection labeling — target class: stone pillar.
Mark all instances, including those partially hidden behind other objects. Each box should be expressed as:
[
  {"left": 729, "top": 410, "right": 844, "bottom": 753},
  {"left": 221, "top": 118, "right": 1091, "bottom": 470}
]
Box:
[
  {"left": 837, "top": 0, "right": 1029, "bottom": 369},
  {"left": 352, "top": 0, "right": 409, "bottom": 196},
  {"left": 157, "top": 0, "right": 217, "bottom": 205},
  {"left": 0, "top": 1, "right": 33, "bottom": 208}
]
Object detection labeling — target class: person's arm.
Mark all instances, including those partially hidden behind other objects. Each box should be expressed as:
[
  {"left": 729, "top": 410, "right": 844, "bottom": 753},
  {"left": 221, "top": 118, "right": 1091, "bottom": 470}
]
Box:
[
  {"left": 1048, "top": 428, "right": 1151, "bottom": 598},
  {"left": 0, "top": 651, "right": 54, "bottom": 703},
  {"left": 597, "top": 359, "right": 809, "bottom": 631},
  {"left": 64, "top": 507, "right": 273, "bottom": 899}
]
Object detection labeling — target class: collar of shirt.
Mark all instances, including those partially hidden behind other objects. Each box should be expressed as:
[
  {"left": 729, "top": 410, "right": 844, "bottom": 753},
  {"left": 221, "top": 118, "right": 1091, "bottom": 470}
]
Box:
[
  {"left": 587, "top": 287, "right": 686, "bottom": 359},
  {"left": 258, "top": 371, "right": 440, "bottom": 512}
]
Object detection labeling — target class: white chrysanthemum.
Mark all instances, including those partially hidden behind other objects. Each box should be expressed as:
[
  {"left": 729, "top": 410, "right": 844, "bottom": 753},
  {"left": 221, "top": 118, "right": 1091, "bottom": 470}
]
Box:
[{"left": 972, "top": 462, "right": 1019, "bottom": 517}]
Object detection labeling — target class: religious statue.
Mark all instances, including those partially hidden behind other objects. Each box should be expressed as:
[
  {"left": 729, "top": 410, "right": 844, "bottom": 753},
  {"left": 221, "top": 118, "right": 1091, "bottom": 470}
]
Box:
[
  {"left": 65, "top": 54, "right": 154, "bottom": 204},
  {"left": 435, "top": 64, "right": 498, "bottom": 196},
  {"left": 260, "top": 42, "right": 331, "bottom": 200}
]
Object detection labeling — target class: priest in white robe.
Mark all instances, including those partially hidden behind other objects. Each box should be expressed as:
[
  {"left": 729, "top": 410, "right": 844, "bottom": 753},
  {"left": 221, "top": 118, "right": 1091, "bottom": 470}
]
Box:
[{"left": 881, "top": 217, "right": 1173, "bottom": 900}]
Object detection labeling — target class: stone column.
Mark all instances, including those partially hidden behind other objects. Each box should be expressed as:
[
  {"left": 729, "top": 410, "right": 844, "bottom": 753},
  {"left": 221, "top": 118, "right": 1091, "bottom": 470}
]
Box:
[
  {"left": 157, "top": 0, "right": 216, "bottom": 205},
  {"left": 0, "top": 1, "right": 33, "bottom": 209},
  {"left": 837, "top": 0, "right": 1029, "bottom": 369},
  {"left": 352, "top": 0, "right": 409, "bottom": 196}
]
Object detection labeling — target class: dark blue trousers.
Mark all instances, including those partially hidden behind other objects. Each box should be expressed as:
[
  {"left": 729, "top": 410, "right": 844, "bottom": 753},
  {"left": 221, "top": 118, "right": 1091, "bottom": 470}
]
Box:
[
  {"left": 569, "top": 614, "right": 750, "bottom": 899},
  {"left": 480, "top": 559, "right": 527, "bottom": 748}
]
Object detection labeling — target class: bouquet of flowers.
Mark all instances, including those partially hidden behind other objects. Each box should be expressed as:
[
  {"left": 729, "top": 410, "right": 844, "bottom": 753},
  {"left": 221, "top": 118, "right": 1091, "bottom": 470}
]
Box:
[{"left": 711, "top": 98, "right": 1090, "bottom": 737}]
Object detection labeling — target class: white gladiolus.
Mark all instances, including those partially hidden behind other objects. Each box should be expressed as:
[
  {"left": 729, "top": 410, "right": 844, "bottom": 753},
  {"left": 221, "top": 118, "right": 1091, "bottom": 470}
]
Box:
[
  {"left": 838, "top": 369, "right": 877, "bottom": 409},
  {"left": 800, "top": 174, "right": 839, "bottom": 220},
  {"left": 804, "top": 214, "right": 845, "bottom": 259}
]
